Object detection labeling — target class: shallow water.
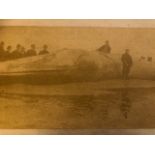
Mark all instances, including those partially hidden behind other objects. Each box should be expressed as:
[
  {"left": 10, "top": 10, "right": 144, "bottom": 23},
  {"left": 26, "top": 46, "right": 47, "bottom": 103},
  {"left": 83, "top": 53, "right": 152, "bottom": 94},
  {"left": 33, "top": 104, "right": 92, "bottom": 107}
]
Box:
[{"left": 0, "top": 86, "right": 155, "bottom": 129}]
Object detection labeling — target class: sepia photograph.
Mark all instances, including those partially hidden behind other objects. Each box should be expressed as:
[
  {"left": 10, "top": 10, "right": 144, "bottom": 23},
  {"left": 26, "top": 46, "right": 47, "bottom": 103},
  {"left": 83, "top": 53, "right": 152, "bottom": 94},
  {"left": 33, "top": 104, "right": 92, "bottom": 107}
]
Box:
[{"left": 0, "top": 19, "right": 155, "bottom": 134}]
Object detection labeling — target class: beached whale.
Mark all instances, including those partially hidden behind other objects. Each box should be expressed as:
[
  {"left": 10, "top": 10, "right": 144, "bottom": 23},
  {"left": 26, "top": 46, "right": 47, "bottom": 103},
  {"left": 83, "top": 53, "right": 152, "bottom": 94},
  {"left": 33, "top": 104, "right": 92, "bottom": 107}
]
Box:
[{"left": 0, "top": 48, "right": 154, "bottom": 84}]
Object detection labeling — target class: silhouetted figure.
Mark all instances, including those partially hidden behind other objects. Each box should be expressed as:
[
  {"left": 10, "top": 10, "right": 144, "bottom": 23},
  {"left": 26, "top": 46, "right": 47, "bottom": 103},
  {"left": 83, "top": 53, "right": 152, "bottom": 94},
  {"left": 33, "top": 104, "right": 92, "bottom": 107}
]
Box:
[
  {"left": 97, "top": 40, "right": 111, "bottom": 54},
  {"left": 139, "top": 56, "right": 145, "bottom": 61},
  {"left": 0, "top": 41, "right": 6, "bottom": 61},
  {"left": 39, "top": 45, "right": 49, "bottom": 55},
  {"left": 121, "top": 49, "right": 133, "bottom": 80},
  {"left": 120, "top": 88, "right": 131, "bottom": 119},
  {"left": 11, "top": 44, "right": 22, "bottom": 59},
  {"left": 5, "top": 45, "right": 12, "bottom": 60},
  {"left": 0, "top": 41, "right": 5, "bottom": 52},
  {"left": 26, "top": 44, "right": 37, "bottom": 57},
  {"left": 148, "top": 56, "right": 152, "bottom": 62}
]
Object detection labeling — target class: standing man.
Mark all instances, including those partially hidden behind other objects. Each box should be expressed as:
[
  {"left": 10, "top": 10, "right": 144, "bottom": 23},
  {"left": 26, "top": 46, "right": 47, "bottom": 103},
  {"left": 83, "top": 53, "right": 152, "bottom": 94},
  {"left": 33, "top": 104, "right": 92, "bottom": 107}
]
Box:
[
  {"left": 121, "top": 49, "right": 133, "bottom": 80},
  {"left": 0, "top": 41, "right": 5, "bottom": 61},
  {"left": 0, "top": 41, "right": 5, "bottom": 52}
]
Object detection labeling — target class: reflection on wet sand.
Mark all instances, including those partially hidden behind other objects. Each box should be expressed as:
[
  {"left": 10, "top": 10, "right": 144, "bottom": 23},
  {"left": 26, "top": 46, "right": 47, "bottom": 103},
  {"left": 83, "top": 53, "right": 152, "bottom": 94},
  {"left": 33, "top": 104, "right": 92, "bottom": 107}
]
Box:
[
  {"left": 0, "top": 80, "right": 155, "bottom": 129},
  {"left": 120, "top": 88, "right": 132, "bottom": 119}
]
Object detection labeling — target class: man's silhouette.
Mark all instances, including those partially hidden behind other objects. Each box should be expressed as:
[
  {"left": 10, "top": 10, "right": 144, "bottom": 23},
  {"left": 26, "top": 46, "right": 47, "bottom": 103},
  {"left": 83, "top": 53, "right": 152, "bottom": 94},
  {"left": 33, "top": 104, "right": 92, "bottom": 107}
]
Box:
[
  {"left": 97, "top": 40, "right": 111, "bottom": 54},
  {"left": 11, "top": 44, "right": 22, "bottom": 59},
  {"left": 0, "top": 41, "right": 6, "bottom": 61},
  {"left": 5, "top": 45, "right": 12, "bottom": 60},
  {"left": 121, "top": 49, "right": 133, "bottom": 80},
  {"left": 39, "top": 45, "right": 49, "bottom": 55},
  {"left": 26, "top": 44, "right": 37, "bottom": 57}
]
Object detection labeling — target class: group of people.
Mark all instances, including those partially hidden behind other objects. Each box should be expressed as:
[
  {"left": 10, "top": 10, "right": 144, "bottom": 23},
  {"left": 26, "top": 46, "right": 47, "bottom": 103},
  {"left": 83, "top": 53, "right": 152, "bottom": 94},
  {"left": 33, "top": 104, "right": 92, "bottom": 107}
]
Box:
[
  {"left": 98, "top": 41, "right": 133, "bottom": 80},
  {"left": 0, "top": 41, "right": 49, "bottom": 61},
  {"left": 0, "top": 40, "right": 133, "bottom": 80}
]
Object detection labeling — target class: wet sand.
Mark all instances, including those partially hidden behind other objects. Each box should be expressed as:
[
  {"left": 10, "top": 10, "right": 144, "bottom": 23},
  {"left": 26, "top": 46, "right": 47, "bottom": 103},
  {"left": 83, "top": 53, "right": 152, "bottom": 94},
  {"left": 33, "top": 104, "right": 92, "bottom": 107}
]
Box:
[{"left": 0, "top": 80, "right": 155, "bottom": 130}]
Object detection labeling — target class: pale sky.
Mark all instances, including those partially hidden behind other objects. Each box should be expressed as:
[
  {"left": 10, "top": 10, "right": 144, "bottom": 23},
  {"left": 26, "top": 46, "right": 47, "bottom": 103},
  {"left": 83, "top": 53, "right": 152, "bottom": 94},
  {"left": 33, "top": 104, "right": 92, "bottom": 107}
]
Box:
[{"left": 1, "top": 20, "right": 155, "bottom": 28}]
